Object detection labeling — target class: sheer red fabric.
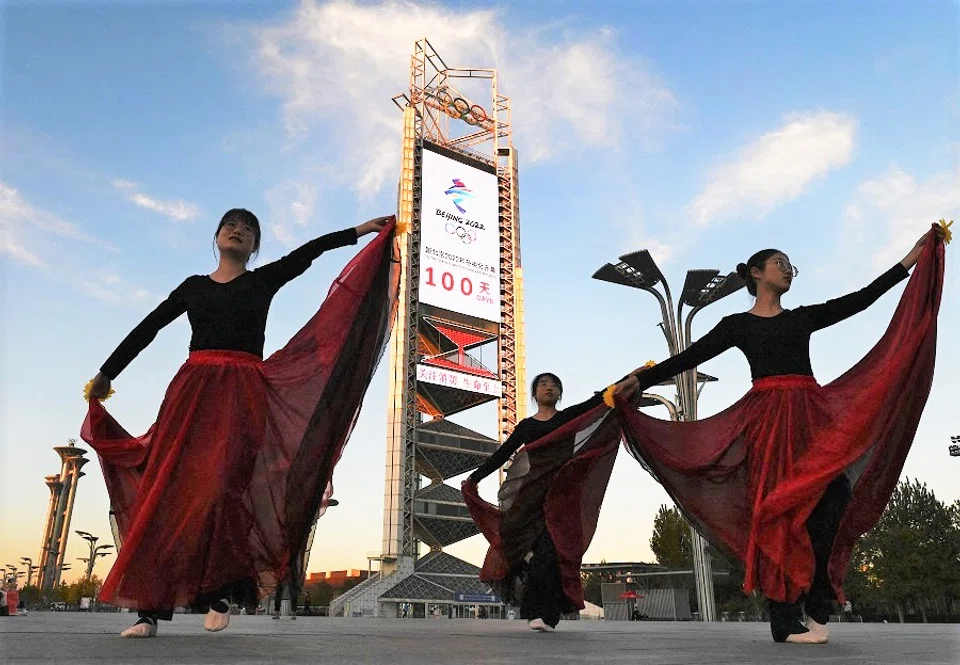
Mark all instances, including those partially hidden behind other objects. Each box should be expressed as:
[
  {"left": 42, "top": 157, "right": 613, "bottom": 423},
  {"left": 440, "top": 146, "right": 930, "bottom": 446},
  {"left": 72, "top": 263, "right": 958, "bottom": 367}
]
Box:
[
  {"left": 618, "top": 237, "right": 944, "bottom": 603},
  {"left": 465, "top": 236, "right": 942, "bottom": 609},
  {"left": 462, "top": 406, "right": 622, "bottom": 610},
  {"left": 81, "top": 226, "right": 400, "bottom": 610}
]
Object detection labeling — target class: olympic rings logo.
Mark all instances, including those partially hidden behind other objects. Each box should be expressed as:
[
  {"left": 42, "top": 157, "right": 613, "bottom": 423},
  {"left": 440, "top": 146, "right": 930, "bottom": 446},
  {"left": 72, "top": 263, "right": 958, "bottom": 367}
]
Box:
[
  {"left": 427, "top": 88, "right": 490, "bottom": 127},
  {"left": 445, "top": 222, "right": 477, "bottom": 244}
]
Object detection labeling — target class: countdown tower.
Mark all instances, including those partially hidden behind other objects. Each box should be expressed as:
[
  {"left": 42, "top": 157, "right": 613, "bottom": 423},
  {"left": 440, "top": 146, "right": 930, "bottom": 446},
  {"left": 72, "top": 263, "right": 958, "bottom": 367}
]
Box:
[{"left": 331, "top": 38, "right": 525, "bottom": 619}]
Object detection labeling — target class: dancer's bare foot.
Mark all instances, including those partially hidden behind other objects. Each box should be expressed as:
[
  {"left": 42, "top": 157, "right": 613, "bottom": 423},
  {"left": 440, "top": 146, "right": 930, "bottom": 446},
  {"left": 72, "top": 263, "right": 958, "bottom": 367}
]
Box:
[
  {"left": 528, "top": 618, "right": 554, "bottom": 632},
  {"left": 805, "top": 617, "right": 830, "bottom": 640},
  {"left": 785, "top": 629, "right": 827, "bottom": 644},
  {"left": 203, "top": 599, "right": 231, "bottom": 632},
  {"left": 121, "top": 617, "right": 158, "bottom": 638}
]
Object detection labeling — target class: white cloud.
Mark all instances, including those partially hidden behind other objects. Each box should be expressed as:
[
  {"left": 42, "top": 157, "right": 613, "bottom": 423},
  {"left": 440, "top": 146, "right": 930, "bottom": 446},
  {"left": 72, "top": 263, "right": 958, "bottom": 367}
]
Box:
[
  {"left": 2, "top": 237, "right": 46, "bottom": 268},
  {"left": 0, "top": 182, "right": 154, "bottom": 305},
  {"left": 269, "top": 223, "right": 299, "bottom": 250},
  {"left": 111, "top": 179, "right": 201, "bottom": 222},
  {"left": 507, "top": 37, "right": 678, "bottom": 163},
  {"left": 690, "top": 111, "right": 857, "bottom": 227},
  {"left": 247, "top": 0, "right": 679, "bottom": 199},
  {"left": 625, "top": 233, "right": 675, "bottom": 267},
  {"left": 77, "top": 271, "right": 160, "bottom": 307},
  {"left": 842, "top": 166, "right": 960, "bottom": 270},
  {"left": 1, "top": 182, "right": 100, "bottom": 242},
  {"left": 265, "top": 179, "right": 319, "bottom": 248},
  {"left": 0, "top": 182, "right": 110, "bottom": 268},
  {"left": 128, "top": 193, "right": 201, "bottom": 222},
  {"left": 605, "top": 189, "right": 677, "bottom": 267}
]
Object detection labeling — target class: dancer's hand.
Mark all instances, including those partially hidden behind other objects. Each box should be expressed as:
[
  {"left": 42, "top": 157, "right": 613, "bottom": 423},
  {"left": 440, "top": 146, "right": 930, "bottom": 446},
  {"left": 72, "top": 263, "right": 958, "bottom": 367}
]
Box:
[
  {"left": 355, "top": 216, "right": 393, "bottom": 237},
  {"left": 87, "top": 372, "right": 112, "bottom": 400},
  {"left": 901, "top": 223, "right": 947, "bottom": 269},
  {"left": 613, "top": 374, "right": 640, "bottom": 398}
]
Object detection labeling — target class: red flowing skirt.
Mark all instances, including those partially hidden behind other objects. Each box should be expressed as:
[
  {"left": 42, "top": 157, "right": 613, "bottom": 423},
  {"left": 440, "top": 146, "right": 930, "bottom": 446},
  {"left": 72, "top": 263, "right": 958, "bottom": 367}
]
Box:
[
  {"left": 466, "top": 236, "right": 943, "bottom": 609},
  {"left": 462, "top": 406, "right": 622, "bottom": 611},
  {"left": 619, "top": 237, "right": 943, "bottom": 603},
  {"left": 81, "top": 226, "right": 400, "bottom": 610}
]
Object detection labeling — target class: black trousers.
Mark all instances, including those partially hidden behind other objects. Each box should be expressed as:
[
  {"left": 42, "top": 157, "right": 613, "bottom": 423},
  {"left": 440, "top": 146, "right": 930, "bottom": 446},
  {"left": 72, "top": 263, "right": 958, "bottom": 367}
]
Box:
[
  {"left": 137, "top": 579, "right": 254, "bottom": 622},
  {"left": 520, "top": 530, "right": 567, "bottom": 628},
  {"left": 274, "top": 580, "right": 300, "bottom": 613},
  {"left": 768, "top": 475, "right": 852, "bottom": 642},
  {"left": 138, "top": 608, "right": 174, "bottom": 621}
]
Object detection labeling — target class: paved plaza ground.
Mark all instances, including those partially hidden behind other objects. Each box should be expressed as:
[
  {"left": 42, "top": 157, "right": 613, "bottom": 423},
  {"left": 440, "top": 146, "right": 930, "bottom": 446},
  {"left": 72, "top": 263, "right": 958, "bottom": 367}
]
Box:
[{"left": 1, "top": 612, "right": 957, "bottom": 665}]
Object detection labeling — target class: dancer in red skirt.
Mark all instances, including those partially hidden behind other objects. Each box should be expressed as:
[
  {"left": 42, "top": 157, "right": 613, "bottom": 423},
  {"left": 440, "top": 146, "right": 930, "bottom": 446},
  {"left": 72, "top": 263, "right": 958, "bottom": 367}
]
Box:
[
  {"left": 615, "top": 224, "right": 946, "bottom": 643},
  {"left": 82, "top": 209, "right": 400, "bottom": 637},
  {"left": 462, "top": 372, "right": 637, "bottom": 632}
]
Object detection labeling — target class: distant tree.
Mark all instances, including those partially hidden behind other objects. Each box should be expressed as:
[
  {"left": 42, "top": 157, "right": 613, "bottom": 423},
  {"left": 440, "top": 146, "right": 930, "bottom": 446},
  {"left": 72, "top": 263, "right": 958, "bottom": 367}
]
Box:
[
  {"left": 17, "top": 584, "right": 40, "bottom": 607},
  {"left": 341, "top": 575, "right": 366, "bottom": 594},
  {"left": 650, "top": 504, "right": 692, "bottom": 569},
  {"left": 48, "top": 582, "right": 70, "bottom": 604},
  {"left": 303, "top": 581, "right": 335, "bottom": 607},
  {"left": 65, "top": 576, "right": 103, "bottom": 605},
  {"left": 581, "top": 572, "right": 604, "bottom": 607},
  {"left": 853, "top": 478, "right": 960, "bottom": 622}
]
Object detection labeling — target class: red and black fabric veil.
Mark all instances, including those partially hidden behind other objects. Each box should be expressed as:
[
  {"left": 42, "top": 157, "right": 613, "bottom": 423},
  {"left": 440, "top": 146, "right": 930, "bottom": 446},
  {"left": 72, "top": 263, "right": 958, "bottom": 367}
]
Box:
[
  {"left": 616, "top": 236, "right": 944, "bottom": 603},
  {"left": 80, "top": 225, "right": 400, "bottom": 610},
  {"left": 462, "top": 405, "right": 623, "bottom": 611}
]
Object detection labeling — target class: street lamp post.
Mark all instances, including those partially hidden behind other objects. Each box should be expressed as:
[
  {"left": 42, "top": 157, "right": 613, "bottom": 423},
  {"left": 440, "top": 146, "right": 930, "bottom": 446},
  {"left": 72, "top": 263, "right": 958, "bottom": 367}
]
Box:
[
  {"left": 4, "top": 565, "right": 18, "bottom": 589},
  {"left": 19, "top": 558, "right": 36, "bottom": 587},
  {"left": 49, "top": 564, "right": 71, "bottom": 602},
  {"left": 593, "top": 250, "right": 745, "bottom": 622},
  {"left": 52, "top": 563, "right": 72, "bottom": 587},
  {"left": 108, "top": 510, "right": 123, "bottom": 552},
  {"left": 75, "top": 531, "right": 114, "bottom": 582}
]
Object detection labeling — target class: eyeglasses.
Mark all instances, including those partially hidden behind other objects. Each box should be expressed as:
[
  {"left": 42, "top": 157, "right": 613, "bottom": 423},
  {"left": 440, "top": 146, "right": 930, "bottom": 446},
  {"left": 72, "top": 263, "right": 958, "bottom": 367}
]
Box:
[
  {"left": 223, "top": 220, "right": 255, "bottom": 236},
  {"left": 767, "top": 258, "right": 799, "bottom": 277}
]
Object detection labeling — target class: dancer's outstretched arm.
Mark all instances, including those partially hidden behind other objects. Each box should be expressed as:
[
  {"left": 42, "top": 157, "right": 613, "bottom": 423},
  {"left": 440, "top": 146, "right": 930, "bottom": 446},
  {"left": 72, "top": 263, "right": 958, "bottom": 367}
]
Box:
[
  {"left": 797, "top": 265, "right": 908, "bottom": 332},
  {"left": 468, "top": 422, "right": 530, "bottom": 484},
  {"left": 554, "top": 391, "right": 605, "bottom": 424},
  {"left": 258, "top": 216, "right": 391, "bottom": 289},
  {"left": 468, "top": 375, "right": 637, "bottom": 483},
  {"left": 89, "top": 281, "right": 191, "bottom": 398},
  {"left": 626, "top": 318, "right": 736, "bottom": 392},
  {"left": 801, "top": 226, "right": 944, "bottom": 332}
]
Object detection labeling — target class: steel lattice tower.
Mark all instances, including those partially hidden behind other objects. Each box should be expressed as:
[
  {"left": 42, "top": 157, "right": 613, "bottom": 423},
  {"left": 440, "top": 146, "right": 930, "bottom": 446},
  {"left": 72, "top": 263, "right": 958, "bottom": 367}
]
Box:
[{"left": 332, "top": 40, "right": 525, "bottom": 618}]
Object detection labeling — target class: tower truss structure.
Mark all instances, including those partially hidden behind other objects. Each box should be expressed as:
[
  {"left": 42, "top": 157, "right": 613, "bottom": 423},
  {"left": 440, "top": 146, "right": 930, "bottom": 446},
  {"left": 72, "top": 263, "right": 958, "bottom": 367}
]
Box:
[
  {"left": 333, "top": 39, "right": 525, "bottom": 618},
  {"left": 383, "top": 37, "right": 525, "bottom": 566},
  {"left": 36, "top": 440, "right": 89, "bottom": 592}
]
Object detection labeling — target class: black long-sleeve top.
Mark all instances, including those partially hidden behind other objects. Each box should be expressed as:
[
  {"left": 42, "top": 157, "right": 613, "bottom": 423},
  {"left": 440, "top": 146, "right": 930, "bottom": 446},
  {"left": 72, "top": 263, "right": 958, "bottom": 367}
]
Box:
[
  {"left": 469, "top": 392, "right": 605, "bottom": 483},
  {"left": 100, "top": 228, "right": 359, "bottom": 380},
  {"left": 635, "top": 263, "right": 909, "bottom": 391}
]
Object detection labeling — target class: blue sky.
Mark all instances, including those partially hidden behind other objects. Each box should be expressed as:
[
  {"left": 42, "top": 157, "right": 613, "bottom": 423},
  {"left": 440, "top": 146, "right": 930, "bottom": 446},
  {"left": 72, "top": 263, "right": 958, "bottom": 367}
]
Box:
[{"left": 2, "top": 0, "right": 958, "bottom": 585}]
